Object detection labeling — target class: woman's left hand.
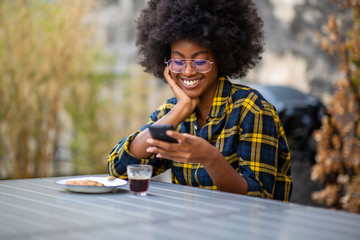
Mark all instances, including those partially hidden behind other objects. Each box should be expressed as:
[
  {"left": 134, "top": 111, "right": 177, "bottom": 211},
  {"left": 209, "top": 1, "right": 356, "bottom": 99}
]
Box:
[{"left": 146, "top": 130, "right": 218, "bottom": 166}]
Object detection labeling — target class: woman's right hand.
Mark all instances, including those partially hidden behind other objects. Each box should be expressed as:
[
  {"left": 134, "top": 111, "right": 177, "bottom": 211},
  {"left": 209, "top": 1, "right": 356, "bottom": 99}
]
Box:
[{"left": 164, "top": 67, "right": 199, "bottom": 116}]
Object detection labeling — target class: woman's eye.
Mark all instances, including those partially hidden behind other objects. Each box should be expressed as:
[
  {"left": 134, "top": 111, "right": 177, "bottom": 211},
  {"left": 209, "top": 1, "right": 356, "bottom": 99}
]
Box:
[
  {"left": 174, "top": 60, "right": 184, "bottom": 65},
  {"left": 194, "top": 60, "right": 207, "bottom": 66}
]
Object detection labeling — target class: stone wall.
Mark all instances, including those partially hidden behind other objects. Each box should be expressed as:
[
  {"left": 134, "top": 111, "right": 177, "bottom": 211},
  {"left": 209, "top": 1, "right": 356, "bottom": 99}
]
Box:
[{"left": 251, "top": 0, "right": 342, "bottom": 103}]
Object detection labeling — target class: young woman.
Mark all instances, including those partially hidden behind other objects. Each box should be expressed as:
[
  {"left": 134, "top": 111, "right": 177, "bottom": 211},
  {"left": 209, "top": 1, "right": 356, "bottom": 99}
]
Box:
[{"left": 108, "top": 0, "right": 292, "bottom": 201}]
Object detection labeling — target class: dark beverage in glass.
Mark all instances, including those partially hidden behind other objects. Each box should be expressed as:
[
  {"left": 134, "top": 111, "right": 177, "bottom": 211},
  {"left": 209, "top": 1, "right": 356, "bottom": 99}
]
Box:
[{"left": 129, "top": 178, "right": 149, "bottom": 193}]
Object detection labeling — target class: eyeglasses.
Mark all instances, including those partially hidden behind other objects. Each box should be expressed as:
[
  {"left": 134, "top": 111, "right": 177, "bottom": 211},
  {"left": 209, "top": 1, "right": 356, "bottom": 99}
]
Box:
[{"left": 164, "top": 59, "right": 215, "bottom": 74}]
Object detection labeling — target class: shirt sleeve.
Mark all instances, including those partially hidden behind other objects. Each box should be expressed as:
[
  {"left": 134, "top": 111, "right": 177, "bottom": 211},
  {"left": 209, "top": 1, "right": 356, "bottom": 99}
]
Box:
[
  {"left": 237, "top": 101, "right": 292, "bottom": 201},
  {"left": 107, "top": 101, "right": 175, "bottom": 179}
]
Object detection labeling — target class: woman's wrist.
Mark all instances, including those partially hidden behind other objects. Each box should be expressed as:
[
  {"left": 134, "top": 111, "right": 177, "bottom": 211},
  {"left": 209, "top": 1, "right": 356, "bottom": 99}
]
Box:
[
  {"left": 201, "top": 145, "right": 224, "bottom": 168},
  {"left": 168, "top": 102, "right": 194, "bottom": 126}
]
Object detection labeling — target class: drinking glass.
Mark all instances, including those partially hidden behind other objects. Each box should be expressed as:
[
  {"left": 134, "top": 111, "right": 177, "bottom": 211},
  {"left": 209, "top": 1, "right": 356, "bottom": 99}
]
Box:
[{"left": 127, "top": 164, "right": 153, "bottom": 196}]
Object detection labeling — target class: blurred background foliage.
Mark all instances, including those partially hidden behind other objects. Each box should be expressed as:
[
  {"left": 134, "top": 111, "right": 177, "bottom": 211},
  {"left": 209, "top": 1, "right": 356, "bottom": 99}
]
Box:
[
  {"left": 0, "top": 0, "right": 106, "bottom": 178},
  {"left": 0, "top": 0, "right": 171, "bottom": 179},
  {"left": 311, "top": 0, "right": 360, "bottom": 213}
]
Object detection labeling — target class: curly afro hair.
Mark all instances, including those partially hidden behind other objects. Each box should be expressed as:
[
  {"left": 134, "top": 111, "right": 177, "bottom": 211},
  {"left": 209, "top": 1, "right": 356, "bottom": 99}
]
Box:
[{"left": 135, "top": 0, "right": 264, "bottom": 80}]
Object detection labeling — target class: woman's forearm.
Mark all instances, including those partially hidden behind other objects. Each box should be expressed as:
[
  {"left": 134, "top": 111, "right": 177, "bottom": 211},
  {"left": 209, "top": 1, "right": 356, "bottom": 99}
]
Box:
[{"left": 203, "top": 149, "right": 249, "bottom": 195}]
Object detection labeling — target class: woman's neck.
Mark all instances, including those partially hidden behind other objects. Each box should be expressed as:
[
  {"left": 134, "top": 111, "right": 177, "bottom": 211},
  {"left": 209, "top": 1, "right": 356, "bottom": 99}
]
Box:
[
  {"left": 195, "top": 79, "right": 219, "bottom": 128},
  {"left": 196, "top": 105, "right": 211, "bottom": 128}
]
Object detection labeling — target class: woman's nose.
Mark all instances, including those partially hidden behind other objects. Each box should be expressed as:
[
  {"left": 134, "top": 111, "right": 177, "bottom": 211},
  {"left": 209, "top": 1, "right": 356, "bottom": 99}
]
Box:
[{"left": 182, "top": 62, "right": 197, "bottom": 76}]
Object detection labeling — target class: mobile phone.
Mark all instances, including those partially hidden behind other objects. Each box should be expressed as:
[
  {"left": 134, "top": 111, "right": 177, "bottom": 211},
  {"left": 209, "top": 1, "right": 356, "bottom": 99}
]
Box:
[{"left": 148, "top": 124, "right": 178, "bottom": 143}]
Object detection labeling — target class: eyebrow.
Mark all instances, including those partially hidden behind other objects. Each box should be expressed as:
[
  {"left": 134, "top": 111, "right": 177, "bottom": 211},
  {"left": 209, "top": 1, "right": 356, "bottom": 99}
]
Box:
[{"left": 172, "top": 50, "right": 210, "bottom": 58}]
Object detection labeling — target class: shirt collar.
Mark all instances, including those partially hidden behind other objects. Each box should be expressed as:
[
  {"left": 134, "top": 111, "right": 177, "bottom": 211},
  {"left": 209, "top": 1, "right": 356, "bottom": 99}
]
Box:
[{"left": 209, "top": 76, "right": 232, "bottom": 118}]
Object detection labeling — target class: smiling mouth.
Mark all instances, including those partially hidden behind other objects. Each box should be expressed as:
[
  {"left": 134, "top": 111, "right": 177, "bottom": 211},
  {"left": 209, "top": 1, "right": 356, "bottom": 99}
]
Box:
[{"left": 181, "top": 77, "right": 203, "bottom": 86}]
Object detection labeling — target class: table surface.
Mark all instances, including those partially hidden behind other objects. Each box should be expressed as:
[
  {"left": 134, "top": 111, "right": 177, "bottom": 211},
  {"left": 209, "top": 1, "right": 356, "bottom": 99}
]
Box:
[{"left": 1, "top": 176, "right": 360, "bottom": 240}]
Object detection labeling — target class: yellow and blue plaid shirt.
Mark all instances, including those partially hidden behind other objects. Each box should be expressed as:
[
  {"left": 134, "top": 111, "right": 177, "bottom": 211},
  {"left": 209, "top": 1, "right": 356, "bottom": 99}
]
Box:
[{"left": 108, "top": 77, "right": 292, "bottom": 201}]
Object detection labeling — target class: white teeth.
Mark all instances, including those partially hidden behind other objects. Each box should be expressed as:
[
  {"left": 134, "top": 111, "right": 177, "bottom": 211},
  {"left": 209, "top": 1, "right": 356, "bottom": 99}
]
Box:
[{"left": 183, "top": 79, "right": 201, "bottom": 86}]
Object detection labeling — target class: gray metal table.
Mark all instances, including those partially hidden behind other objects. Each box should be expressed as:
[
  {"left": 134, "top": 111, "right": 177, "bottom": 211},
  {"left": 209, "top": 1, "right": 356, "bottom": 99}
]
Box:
[{"left": 1, "top": 176, "right": 360, "bottom": 240}]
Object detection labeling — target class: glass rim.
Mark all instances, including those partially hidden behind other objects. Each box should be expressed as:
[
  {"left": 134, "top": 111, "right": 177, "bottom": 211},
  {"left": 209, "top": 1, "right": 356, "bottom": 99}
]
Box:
[{"left": 127, "top": 164, "right": 153, "bottom": 168}]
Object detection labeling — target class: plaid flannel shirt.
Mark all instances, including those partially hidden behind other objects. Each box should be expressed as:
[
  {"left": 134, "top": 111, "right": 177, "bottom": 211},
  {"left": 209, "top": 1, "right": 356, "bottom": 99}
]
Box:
[{"left": 108, "top": 77, "right": 292, "bottom": 201}]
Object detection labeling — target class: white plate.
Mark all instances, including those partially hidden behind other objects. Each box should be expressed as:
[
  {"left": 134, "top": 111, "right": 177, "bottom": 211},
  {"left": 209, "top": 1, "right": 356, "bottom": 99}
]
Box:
[{"left": 56, "top": 176, "right": 127, "bottom": 193}]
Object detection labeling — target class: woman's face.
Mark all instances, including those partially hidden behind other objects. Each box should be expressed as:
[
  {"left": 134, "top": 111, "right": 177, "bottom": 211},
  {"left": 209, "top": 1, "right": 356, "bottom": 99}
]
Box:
[{"left": 169, "top": 39, "right": 219, "bottom": 100}]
